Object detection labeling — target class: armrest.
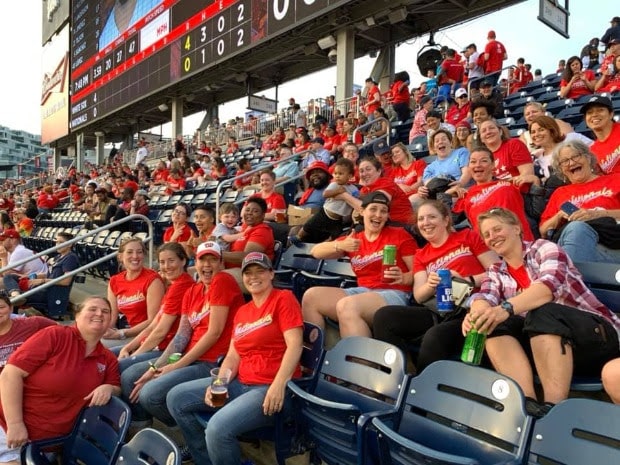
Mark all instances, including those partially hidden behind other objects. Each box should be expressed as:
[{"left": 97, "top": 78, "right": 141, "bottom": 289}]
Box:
[{"left": 287, "top": 381, "right": 358, "bottom": 413}]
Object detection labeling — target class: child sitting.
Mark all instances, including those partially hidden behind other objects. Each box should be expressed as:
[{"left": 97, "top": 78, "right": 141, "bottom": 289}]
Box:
[{"left": 211, "top": 203, "right": 243, "bottom": 251}]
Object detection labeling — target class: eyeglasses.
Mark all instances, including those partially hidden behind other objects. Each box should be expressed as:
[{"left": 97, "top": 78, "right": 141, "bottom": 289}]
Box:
[
  {"left": 457, "top": 95, "right": 468, "bottom": 99},
  {"left": 558, "top": 153, "right": 585, "bottom": 167}
]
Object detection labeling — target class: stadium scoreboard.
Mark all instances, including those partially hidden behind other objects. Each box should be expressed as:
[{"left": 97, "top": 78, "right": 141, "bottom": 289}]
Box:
[{"left": 70, "top": 0, "right": 345, "bottom": 131}]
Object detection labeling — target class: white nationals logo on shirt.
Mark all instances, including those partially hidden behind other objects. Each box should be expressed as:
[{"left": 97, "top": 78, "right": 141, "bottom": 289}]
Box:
[
  {"left": 570, "top": 187, "right": 614, "bottom": 207},
  {"left": 188, "top": 302, "right": 211, "bottom": 326},
  {"left": 234, "top": 314, "right": 273, "bottom": 339},
  {"left": 427, "top": 245, "right": 473, "bottom": 273},
  {"left": 116, "top": 292, "right": 145, "bottom": 308},
  {"left": 599, "top": 149, "right": 620, "bottom": 173},
  {"left": 469, "top": 181, "right": 512, "bottom": 204},
  {"left": 97, "top": 363, "right": 106, "bottom": 374},
  {"left": 351, "top": 250, "right": 382, "bottom": 269}
]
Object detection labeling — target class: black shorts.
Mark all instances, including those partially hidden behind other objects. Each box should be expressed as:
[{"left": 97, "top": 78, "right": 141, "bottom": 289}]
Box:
[
  {"left": 489, "top": 302, "right": 620, "bottom": 376},
  {"left": 302, "top": 208, "right": 345, "bottom": 242}
]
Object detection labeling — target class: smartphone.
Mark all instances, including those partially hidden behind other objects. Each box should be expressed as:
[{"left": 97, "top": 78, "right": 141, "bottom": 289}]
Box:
[{"left": 560, "top": 201, "right": 579, "bottom": 215}]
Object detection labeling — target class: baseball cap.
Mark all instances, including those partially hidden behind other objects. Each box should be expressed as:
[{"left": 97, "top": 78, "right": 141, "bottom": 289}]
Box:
[
  {"left": 0, "top": 229, "right": 20, "bottom": 240},
  {"left": 373, "top": 138, "right": 390, "bottom": 155},
  {"left": 455, "top": 88, "right": 468, "bottom": 98},
  {"left": 310, "top": 137, "right": 325, "bottom": 144},
  {"left": 611, "top": 16, "right": 620, "bottom": 23},
  {"left": 608, "top": 37, "right": 620, "bottom": 45},
  {"left": 241, "top": 252, "right": 273, "bottom": 272},
  {"left": 579, "top": 95, "right": 613, "bottom": 114},
  {"left": 487, "top": 30, "right": 496, "bottom": 39},
  {"left": 135, "top": 189, "right": 150, "bottom": 200},
  {"left": 305, "top": 161, "right": 332, "bottom": 180},
  {"left": 360, "top": 191, "right": 390, "bottom": 209},
  {"left": 455, "top": 120, "right": 472, "bottom": 131},
  {"left": 195, "top": 241, "right": 222, "bottom": 259},
  {"left": 481, "top": 79, "right": 493, "bottom": 87}
]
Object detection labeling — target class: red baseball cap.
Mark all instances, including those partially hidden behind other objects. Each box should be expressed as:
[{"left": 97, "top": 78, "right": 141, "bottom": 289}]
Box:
[
  {"left": 305, "top": 161, "right": 332, "bottom": 179},
  {"left": 0, "top": 229, "right": 20, "bottom": 240}
]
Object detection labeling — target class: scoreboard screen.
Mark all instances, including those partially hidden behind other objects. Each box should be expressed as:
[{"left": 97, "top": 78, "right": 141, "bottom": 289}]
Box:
[{"left": 69, "top": 0, "right": 342, "bottom": 131}]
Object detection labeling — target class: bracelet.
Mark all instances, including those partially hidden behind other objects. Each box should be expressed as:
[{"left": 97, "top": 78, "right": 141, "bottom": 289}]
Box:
[
  {"left": 334, "top": 242, "right": 340, "bottom": 252},
  {"left": 118, "top": 329, "right": 126, "bottom": 340}
]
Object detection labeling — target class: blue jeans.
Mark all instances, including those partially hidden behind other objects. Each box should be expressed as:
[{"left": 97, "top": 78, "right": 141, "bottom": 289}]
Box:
[
  {"left": 121, "top": 359, "right": 214, "bottom": 425},
  {"left": 558, "top": 221, "right": 620, "bottom": 264},
  {"left": 117, "top": 350, "right": 162, "bottom": 373},
  {"left": 168, "top": 378, "right": 287, "bottom": 465}
]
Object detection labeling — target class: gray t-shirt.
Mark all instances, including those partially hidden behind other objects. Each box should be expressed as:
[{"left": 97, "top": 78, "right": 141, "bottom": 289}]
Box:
[{"left": 323, "top": 182, "right": 359, "bottom": 217}]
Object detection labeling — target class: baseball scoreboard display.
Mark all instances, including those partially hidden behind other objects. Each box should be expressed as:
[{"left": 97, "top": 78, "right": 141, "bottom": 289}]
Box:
[{"left": 70, "top": 0, "right": 345, "bottom": 131}]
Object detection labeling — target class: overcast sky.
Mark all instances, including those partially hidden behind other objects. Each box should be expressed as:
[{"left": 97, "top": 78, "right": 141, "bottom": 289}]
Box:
[{"left": 0, "top": 0, "right": 616, "bottom": 137}]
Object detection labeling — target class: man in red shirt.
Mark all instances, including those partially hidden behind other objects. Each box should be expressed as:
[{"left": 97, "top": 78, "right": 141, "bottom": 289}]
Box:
[
  {"left": 437, "top": 48, "right": 464, "bottom": 101},
  {"left": 483, "top": 30, "right": 507, "bottom": 86},
  {"left": 363, "top": 78, "right": 381, "bottom": 120},
  {"left": 582, "top": 95, "right": 620, "bottom": 174}
]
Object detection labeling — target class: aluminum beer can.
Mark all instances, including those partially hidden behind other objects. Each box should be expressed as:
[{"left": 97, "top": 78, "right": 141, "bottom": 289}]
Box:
[
  {"left": 436, "top": 269, "right": 454, "bottom": 312},
  {"left": 382, "top": 245, "right": 397, "bottom": 266},
  {"left": 461, "top": 329, "right": 487, "bottom": 365},
  {"left": 608, "top": 63, "right": 615, "bottom": 75},
  {"left": 168, "top": 352, "right": 182, "bottom": 364}
]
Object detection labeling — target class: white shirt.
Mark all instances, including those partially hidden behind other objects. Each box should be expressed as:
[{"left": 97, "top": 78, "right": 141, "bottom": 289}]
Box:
[
  {"left": 8, "top": 244, "right": 48, "bottom": 275},
  {"left": 135, "top": 146, "right": 148, "bottom": 166}
]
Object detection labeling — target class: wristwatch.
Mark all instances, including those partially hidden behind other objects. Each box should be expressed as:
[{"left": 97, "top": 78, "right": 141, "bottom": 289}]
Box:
[{"left": 500, "top": 300, "right": 514, "bottom": 316}]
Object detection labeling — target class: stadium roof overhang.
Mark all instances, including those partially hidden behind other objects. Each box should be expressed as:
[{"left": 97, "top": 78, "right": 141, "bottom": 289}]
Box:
[{"left": 62, "top": 0, "right": 525, "bottom": 146}]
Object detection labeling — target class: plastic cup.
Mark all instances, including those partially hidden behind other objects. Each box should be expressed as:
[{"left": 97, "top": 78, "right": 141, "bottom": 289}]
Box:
[{"left": 210, "top": 367, "right": 231, "bottom": 407}]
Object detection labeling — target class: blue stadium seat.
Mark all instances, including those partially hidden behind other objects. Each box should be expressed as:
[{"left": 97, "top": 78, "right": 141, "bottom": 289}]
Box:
[
  {"left": 370, "top": 360, "right": 533, "bottom": 465},
  {"left": 21, "top": 396, "right": 131, "bottom": 465},
  {"left": 526, "top": 398, "right": 620, "bottom": 465},
  {"left": 292, "top": 257, "right": 357, "bottom": 302},
  {"left": 273, "top": 242, "right": 322, "bottom": 291},
  {"left": 288, "top": 337, "right": 407, "bottom": 465},
  {"left": 544, "top": 98, "right": 574, "bottom": 116}
]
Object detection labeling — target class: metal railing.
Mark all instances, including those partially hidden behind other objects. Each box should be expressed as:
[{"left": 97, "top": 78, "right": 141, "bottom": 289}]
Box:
[
  {"left": 466, "top": 66, "right": 516, "bottom": 96},
  {"left": 2, "top": 214, "right": 154, "bottom": 305},
  {"left": 213, "top": 149, "right": 311, "bottom": 219},
  {"left": 353, "top": 116, "right": 391, "bottom": 150}
]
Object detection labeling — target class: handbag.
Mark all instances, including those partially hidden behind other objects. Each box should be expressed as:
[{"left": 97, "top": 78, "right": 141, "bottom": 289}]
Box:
[{"left": 422, "top": 276, "right": 475, "bottom": 317}]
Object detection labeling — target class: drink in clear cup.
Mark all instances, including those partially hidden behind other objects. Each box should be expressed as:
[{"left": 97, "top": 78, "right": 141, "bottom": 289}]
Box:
[
  {"left": 382, "top": 245, "right": 397, "bottom": 283},
  {"left": 210, "top": 367, "right": 232, "bottom": 407}
]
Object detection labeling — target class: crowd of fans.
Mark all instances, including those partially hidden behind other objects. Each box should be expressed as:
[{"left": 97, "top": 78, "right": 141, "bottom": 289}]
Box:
[{"left": 0, "top": 16, "right": 620, "bottom": 465}]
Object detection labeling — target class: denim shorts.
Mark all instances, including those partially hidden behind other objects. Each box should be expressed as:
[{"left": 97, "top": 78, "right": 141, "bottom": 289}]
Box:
[{"left": 342, "top": 286, "right": 411, "bottom": 306}]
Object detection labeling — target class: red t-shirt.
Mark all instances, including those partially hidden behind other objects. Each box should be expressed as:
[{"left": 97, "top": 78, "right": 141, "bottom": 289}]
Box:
[
  {"left": 454, "top": 180, "right": 534, "bottom": 241},
  {"left": 361, "top": 177, "right": 415, "bottom": 225},
  {"left": 390, "top": 80, "right": 410, "bottom": 105},
  {"left": 233, "top": 289, "right": 303, "bottom": 385},
  {"left": 507, "top": 264, "right": 531, "bottom": 292},
  {"left": 366, "top": 85, "right": 381, "bottom": 115},
  {"left": 590, "top": 122, "right": 620, "bottom": 175},
  {"left": 0, "top": 317, "right": 56, "bottom": 371},
  {"left": 36, "top": 193, "right": 59, "bottom": 210},
  {"left": 0, "top": 325, "right": 120, "bottom": 440},
  {"left": 440, "top": 58, "right": 464, "bottom": 84},
  {"left": 540, "top": 174, "right": 620, "bottom": 223},
  {"left": 446, "top": 102, "right": 470, "bottom": 126},
  {"left": 233, "top": 169, "right": 252, "bottom": 189},
  {"left": 182, "top": 273, "right": 244, "bottom": 362},
  {"left": 251, "top": 192, "right": 286, "bottom": 214},
  {"left": 228, "top": 222, "right": 275, "bottom": 263},
  {"left": 153, "top": 169, "right": 169, "bottom": 183},
  {"left": 336, "top": 226, "right": 417, "bottom": 292},
  {"left": 151, "top": 273, "right": 195, "bottom": 349},
  {"left": 109, "top": 268, "right": 162, "bottom": 327},
  {"left": 163, "top": 223, "right": 194, "bottom": 243},
  {"left": 124, "top": 180, "right": 139, "bottom": 193},
  {"left": 390, "top": 160, "right": 427, "bottom": 188},
  {"left": 559, "top": 69, "right": 595, "bottom": 99},
  {"left": 413, "top": 229, "right": 488, "bottom": 276},
  {"left": 484, "top": 39, "right": 506, "bottom": 73},
  {"left": 165, "top": 176, "right": 186, "bottom": 194},
  {"left": 493, "top": 138, "right": 533, "bottom": 185}
]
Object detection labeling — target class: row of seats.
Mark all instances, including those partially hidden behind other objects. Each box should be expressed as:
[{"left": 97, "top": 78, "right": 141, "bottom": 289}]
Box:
[{"left": 289, "top": 339, "right": 620, "bottom": 465}]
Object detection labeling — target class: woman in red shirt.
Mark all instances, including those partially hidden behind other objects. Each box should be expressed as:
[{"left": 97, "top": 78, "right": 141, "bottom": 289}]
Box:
[
  {"left": 390, "top": 71, "right": 411, "bottom": 122},
  {"left": 374, "top": 200, "right": 498, "bottom": 372},
  {"left": 559, "top": 56, "right": 595, "bottom": 99},
  {"left": 163, "top": 203, "right": 195, "bottom": 244},
  {"left": 115, "top": 243, "right": 196, "bottom": 371},
  {"left": 251, "top": 170, "right": 286, "bottom": 222},
  {"left": 105, "top": 238, "right": 165, "bottom": 341},
  {"left": 36, "top": 186, "right": 59, "bottom": 214},
  {"left": 166, "top": 252, "right": 302, "bottom": 464},
  {"left": 302, "top": 192, "right": 417, "bottom": 338},
  {"left": 388, "top": 142, "right": 427, "bottom": 200}
]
